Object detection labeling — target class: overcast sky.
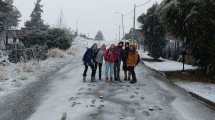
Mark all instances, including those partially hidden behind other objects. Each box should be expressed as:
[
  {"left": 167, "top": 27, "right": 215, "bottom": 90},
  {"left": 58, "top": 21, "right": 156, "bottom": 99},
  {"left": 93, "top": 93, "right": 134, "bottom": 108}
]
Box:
[{"left": 14, "top": 0, "right": 162, "bottom": 40}]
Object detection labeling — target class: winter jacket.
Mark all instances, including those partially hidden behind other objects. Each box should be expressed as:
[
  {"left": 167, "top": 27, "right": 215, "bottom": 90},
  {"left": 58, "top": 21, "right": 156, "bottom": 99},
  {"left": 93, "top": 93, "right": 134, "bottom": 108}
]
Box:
[
  {"left": 114, "top": 46, "right": 123, "bottom": 62},
  {"left": 92, "top": 49, "right": 98, "bottom": 63},
  {"left": 96, "top": 48, "right": 105, "bottom": 64},
  {"left": 82, "top": 48, "right": 97, "bottom": 65},
  {"left": 104, "top": 49, "right": 117, "bottom": 63},
  {"left": 127, "top": 51, "right": 140, "bottom": 67},
  {"left": 122, "top": 47, "right": 129, "bottom": 62}
]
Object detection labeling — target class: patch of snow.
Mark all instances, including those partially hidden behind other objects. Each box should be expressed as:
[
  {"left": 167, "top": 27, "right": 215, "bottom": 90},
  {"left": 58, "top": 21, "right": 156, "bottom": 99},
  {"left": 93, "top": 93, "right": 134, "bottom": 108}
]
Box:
[
  {"left": 175, "top": 81, "right": 215, "bottom": 103},
  {"left": 141, "top": 52, "right": 197, "bottom": 72}
]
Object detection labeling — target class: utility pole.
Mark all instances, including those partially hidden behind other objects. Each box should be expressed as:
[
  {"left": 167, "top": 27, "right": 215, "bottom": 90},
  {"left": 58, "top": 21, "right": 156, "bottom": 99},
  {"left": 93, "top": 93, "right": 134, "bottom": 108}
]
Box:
[
  {"left": 76, "top": 20, "right": 79, "bottom": 36},
  {"left": 121, "top": 14, "right": 125, "bottom": 39},
  {"left": 133, "top": 4, "right": 136, "bottom": 44},
  {"left": 57, "top": 10, "right": 64, "bottom": 28},
  {"left": 119, "top": 25, "right": 121, "bottom": 41},
  {"left": 133, "top": 4, "right": 136, "bottom": 31},
  {"left": 114, "top": 12, "right": 125, "bottom": 40},
  {"left": 132, "top": 0, "right": 151, "bottom": 44}
]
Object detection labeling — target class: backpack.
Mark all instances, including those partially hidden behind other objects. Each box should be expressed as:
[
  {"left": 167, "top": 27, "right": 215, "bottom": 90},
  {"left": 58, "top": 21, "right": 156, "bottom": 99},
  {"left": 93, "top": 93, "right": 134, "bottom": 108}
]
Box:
[{"left": 82, "top": 48, "right": 93, "bottom": 64}]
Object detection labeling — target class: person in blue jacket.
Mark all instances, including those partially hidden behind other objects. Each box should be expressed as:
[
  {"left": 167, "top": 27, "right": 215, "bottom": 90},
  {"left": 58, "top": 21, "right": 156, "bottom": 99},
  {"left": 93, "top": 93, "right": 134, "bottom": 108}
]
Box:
[{"left": 82, "top": 43, "right": 98, "bottom": 82}]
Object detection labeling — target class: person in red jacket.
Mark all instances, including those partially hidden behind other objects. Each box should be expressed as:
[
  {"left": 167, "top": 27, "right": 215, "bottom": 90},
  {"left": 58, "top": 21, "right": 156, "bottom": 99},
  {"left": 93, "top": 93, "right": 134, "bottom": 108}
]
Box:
[{"left": 104, "top": 44, "right": 117, "bottom": 82}]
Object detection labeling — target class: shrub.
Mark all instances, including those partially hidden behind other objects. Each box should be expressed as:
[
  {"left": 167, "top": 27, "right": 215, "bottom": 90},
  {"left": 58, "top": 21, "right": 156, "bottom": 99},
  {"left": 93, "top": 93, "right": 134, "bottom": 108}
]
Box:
[
  {"left": 16, "top": 62, "right": 35, "bottom": 73},
  {"left": 47, "top": 48, "right": 66, "bottom": 58},
  {"left": 0, "top": 66, "right": 9, "bottom": 80},
  {"left": 46, "top": 28, "right": 72, "bottom": 50},
  {"left": 66, "top": 48, "right": 77, "bottom": 56}
]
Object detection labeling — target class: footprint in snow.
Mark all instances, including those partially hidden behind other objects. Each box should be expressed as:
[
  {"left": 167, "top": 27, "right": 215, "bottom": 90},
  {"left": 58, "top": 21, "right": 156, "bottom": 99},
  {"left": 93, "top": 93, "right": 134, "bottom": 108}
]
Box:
[
  {"left": 140, "top": 96, "right": 145, "bottom": 100},
  {"left": 129, "top": 108, "right": 136, "bottom": 114},
  {"left": 134, "top": 91, "right": 139, "bottom": 95},
  {"left": 71, "top": 101, "right": 81, "bottom": 107},
  {"left": 88, "top": 88, "right": 92, "bottom": 91},
  {"left": 89, "top": 113, "right": 99, "bottom": 119},
  {"left": 68, "top": 97, "right": 79, "bottom": 101},
  {"left": 97, "top": 105, "right": 105, "bottom": 110},
  {"left": 136, "top": 87, "right": 140, "bottom": 90},
  {"left": 134, "top": 102, "right": 140, "bottom": 107},
  {"left": 90, "top": 104, "right": 95, "bottom": 107},
  {"left": 130, "top": 95, "right": 135, "bottom": 99},
  {"left": 142, "top": 110, "right": 150, "bottom": 116},
  {"left": 100, "top": 99, "right": 104, "bottom": 103},
  {"left": 78, "top": 87, "right": 84, "bottom": 91},
  {"left": 154, "top": 105, "right": 163, "bottom": 111},
  {"left": 77, "top": 92, "right": 82, "bottom": 95},
  {"left": 91, "top": 99, "right": 96, "bottom": 104},
  {"left": 120, "top": 113, "right": 126, "bottom": 119}
]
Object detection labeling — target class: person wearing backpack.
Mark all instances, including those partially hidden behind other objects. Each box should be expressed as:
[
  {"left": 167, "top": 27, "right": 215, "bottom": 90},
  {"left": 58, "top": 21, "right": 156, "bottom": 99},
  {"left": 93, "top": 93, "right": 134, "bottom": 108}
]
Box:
[
  {"left": 82, "top": 43, "right": 98, "bottom": 82},
  {"left": 95, "top": 44, "right": 106, "bottom": 80},
  {"left": 126, "top": 45, "right": 140, "bottom": 84},
  {"left": 104, "top": 44, "right": 117, "bottom": 82}
]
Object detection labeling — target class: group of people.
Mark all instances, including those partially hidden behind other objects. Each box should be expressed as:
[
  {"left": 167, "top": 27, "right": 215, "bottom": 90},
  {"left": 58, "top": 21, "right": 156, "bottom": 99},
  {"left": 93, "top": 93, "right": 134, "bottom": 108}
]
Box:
[{"left": 82, "top": 42, "right": 140, "bottom": 84}]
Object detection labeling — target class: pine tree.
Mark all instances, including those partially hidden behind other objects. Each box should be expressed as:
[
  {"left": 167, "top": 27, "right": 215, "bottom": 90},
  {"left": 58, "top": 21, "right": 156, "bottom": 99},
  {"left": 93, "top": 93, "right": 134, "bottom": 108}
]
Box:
[
  {"left": 138, "top": 4, "right": 166, "bottom": 59},
  {"left": 0, "top": 0, "right": 21, "bottom": 31},
  {"left": 95, "top": 30, "right": 104, "bottom": 40},
  {"left": 160, "top": 0, "right": 215, "bottom": 74},
  {"left": 25, "top": 0, "right": 48, "bottom": 31}
]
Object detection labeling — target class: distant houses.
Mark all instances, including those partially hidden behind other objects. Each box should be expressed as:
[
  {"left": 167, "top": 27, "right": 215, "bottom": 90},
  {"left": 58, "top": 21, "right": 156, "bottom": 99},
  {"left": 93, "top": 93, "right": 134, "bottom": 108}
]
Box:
[
  {"left": 0, "top": 29, "right": 25, "bottom": 50},
  {"left": 125, "top": 29, "right": 194, "bottom": 64},
  {"left": 124, "top": 28, "right": 145, "bottom": 45}
]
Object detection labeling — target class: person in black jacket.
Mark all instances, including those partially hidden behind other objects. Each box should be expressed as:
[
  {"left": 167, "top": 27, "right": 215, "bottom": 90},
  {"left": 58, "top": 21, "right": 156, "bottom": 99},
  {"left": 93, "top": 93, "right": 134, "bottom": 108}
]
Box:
[
  {"left": 122, "top": 42, "right": 130, "bottom": 81},
  {"left": 82, "top": 43, "right": 98, "bottom": 82}
]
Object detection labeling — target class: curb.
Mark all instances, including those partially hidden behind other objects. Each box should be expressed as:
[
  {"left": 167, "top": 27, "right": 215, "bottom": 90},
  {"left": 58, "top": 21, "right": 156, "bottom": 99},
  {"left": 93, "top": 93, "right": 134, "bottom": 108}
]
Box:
[{"left": 141, "top": 60, "right": 215, "bottom": 110}]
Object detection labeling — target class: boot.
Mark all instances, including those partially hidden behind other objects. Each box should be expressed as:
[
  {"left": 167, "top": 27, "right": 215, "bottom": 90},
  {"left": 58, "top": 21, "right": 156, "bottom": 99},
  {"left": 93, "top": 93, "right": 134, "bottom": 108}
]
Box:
[
  {"left": 128, "top": 76, "right": 131, "bottom": 81},
  {"left": 124, "top": 72, "right": 127, "bottom": 81},
  {"left": 110, "top": 77, "right": 113, "bottom": 82},
  {"left": 83, "top": 76, "right": 86, "bottom": 82},
  {"left": 130, "top": 80, "right": 137, "bottom": 84},
  {"left": 106, "top": 77, "right": 109, "bottom": 82},
  {"left": 128, "top": 72, "right": 131, "bottom": 81},
  {"left": 91, "top": 76, "right": 96, "bottom": 82}
]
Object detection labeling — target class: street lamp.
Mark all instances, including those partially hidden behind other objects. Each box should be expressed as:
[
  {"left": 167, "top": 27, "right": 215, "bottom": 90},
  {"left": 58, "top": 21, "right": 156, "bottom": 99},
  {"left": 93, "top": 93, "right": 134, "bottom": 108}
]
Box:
[
  {"left": 133, "top": 0, "right": 151, "bottom": 30},
  {"left": 132, "top": 0, "right": 151, "bottom": 44},
  {"left": 114, "top": 12, "right": 125, "bottom": 40}
]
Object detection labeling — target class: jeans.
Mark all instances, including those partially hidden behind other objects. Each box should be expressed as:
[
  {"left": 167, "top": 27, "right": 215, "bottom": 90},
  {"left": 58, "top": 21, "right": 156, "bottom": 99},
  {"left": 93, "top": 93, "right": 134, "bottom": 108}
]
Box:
[
  {"left": 83, "top": 63, "right": 96, "bottom": 78},
  {"left": 95, "top": 62, "right": 102, "bottom": 80},
  {"left": 105, "top": 62, "right": 114, "bottom": 79},
  {"left": 114, "top": 61, "right": 121, "bottom": 80}
]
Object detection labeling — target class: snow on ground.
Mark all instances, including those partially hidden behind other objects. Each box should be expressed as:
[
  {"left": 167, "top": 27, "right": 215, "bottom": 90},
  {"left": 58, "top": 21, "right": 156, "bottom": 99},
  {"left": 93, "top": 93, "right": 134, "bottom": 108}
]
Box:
[
  {"left": 175, "top": 81, "right": 215, "bottom": 103},
  {"left": 140, "top": 51, "right": 197, "bottom": 72},
  {"left": 0, "top": 46, "right": 75, "bottom": 99}
]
